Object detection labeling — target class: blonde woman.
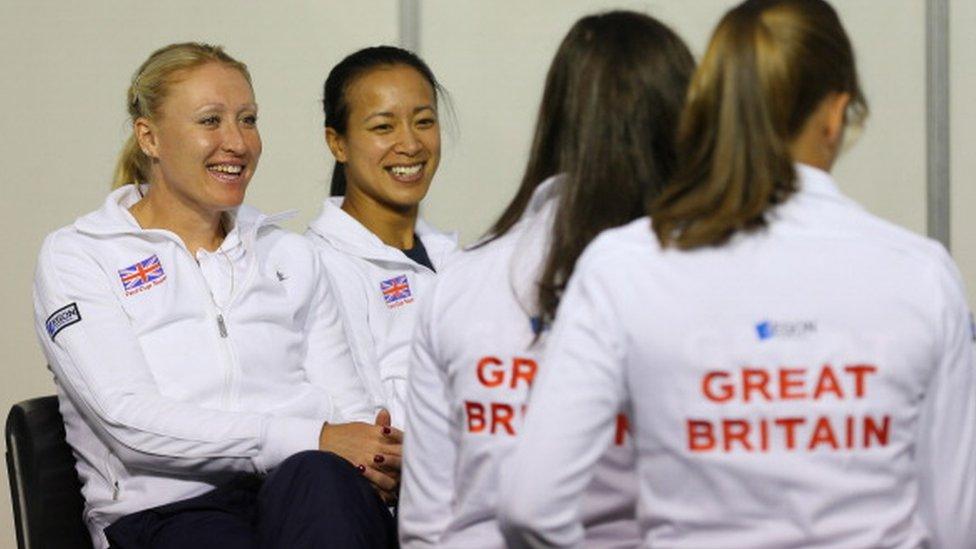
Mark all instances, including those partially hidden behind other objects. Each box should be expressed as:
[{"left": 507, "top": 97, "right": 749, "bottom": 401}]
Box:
[{"left": 33, "top": 43, "right": 398, "bottom": 549}]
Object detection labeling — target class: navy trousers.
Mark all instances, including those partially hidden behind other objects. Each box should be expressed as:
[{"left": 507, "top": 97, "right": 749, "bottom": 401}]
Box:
[{"left": 104, "top": 451, "right": 398, "bottom": 549}]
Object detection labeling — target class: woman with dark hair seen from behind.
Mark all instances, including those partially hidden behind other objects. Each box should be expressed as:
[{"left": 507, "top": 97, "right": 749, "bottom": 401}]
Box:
[
  {"left": 33, "top": 42, "right": 398, "bottom": 549},
  {"left": 501, "top": 1, "right": 975, "bottom": 547},
  {"left": 399, "top": 11, "right": 694, "bottom": 547},
  {"left": 306, "top": 46, "right": 457, "bottom": 436}
]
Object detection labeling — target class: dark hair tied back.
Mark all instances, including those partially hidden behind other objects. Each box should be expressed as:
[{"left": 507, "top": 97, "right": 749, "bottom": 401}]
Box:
[{"left": 323, "top": 45, "right": 444, "bottom": 196}]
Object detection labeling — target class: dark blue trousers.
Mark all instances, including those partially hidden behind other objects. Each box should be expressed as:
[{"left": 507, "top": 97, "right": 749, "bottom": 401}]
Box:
[{"left": 104, "top": 451, "right": 397, "bottom": 549}]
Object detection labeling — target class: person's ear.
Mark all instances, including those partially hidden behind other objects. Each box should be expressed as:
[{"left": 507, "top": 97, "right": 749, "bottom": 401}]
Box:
[
  {"left": 823, "top": 92, "right": 851, "bottom": 147},
  {"left": 325, "top": 127, "right": 347, "bottom": 163},
  {"left": 134, "top": 117, "right": 159, "bottom": 159}
]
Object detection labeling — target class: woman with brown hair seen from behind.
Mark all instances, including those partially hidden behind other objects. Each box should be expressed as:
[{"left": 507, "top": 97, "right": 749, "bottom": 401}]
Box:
[
  {"left": 501, "top": 1, "right": 975, "bottom": 547},
  {"left": 400, "top": 11, "right": 694, "bottom": 547},
  {"left": 33, "top": 43, "right": 398, "bottom": 549}
]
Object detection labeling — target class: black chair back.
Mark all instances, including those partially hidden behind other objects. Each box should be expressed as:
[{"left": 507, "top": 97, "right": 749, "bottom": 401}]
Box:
[{"left": 6, "top": 395, "right": 93, "bottom": 549}]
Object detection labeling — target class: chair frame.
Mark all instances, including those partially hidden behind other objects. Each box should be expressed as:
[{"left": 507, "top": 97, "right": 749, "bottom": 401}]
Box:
[{"left": 6, "top": 395, "right": 93, "bottom": 549}]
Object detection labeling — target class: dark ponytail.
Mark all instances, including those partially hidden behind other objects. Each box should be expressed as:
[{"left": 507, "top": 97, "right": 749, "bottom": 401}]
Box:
[{"left": 330, "top": 163, "right": 348, "bottom": 196}]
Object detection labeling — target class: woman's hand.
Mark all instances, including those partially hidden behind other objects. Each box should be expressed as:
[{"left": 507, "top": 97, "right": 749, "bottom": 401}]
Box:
[{"left": 319, "top": 409, "right": 403, "bottom": 503}]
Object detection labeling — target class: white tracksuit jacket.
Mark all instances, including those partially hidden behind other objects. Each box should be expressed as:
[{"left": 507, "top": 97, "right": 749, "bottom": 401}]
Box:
[
  {"left": 400, "top": 176, "right": 640, "bottom": 548},
  {"left": 305, "top": 197, "right": 458, "bottom": 429},
  {"left": 33, "top": 185, "right": 374, "bottom": 549},
  {"left": 499, "top": 164, "right": 976, "bottom": 548}
]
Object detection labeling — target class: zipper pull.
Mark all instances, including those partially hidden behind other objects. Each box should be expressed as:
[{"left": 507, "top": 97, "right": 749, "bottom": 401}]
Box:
[
  {"left": 113, "top": 481, "right": 120, "bottom": 501},
  {"left": 216, "top": 314, "right": 228, "bottom": 337}
]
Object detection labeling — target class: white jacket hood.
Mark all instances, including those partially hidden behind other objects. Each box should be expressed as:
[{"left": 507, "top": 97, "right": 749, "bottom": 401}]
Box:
[
  {"left": 507, "top": 175, "right": 563, "bottom": 323},
  {"left": 74, "top": 184, "right": 296, "bottom": 252},
  {"left": 306, "top": 197, "right": 457, "bottom": 268}
]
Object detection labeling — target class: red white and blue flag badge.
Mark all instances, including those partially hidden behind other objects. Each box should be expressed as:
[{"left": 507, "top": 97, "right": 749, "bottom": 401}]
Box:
[
  {"left": 118, "top": 254, "right": 167, "bottom": 296},
  {"left": 380, "top": 274, "right": 414, "bottom": 309}
]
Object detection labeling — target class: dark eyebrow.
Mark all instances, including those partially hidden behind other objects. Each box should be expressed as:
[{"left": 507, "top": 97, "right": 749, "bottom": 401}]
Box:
[
  {"left": 364, "top": 111, "right": 394, "bottom": 123},
  {"left": 363, "top": 105, "right": 436, "bottom": 123}
]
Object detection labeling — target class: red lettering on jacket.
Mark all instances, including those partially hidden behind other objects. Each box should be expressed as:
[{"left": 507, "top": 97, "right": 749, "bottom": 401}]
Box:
[
  {"left": 685, "top": 415, "right": 892, "bottom": 453},
  {"left": 510, "top": 358, "right": 537, "bottom": 389},
  {"left": 476, "top": 357, "right": 505, "bottom": 387},
  {"left": 490, "top": 403, "right": 515, "bottom": 435},
  {"left": 742, "top": 368, "right": 772, "bottom": 402},
  {"left": 465, "top": 401, "right": 486, "bottom": 432},
  {"left": 703, "top": 371, "right": 733, "bottom": 402},
  {"left": 688, "top": 420, "right": 716, "bottom": 451},
  {"left": 614, "top": 414, "right": 629, "bottom": 446},
  {"left": 844, "top": 364, "right": 877, "bottom": 398}
]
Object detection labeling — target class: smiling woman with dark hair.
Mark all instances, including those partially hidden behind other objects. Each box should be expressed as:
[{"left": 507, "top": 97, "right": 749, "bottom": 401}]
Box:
[{"left": 306, "top": 46, "right": 458, "bottom": 441}]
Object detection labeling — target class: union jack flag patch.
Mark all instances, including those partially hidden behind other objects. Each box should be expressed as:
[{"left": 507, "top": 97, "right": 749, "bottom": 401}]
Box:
[
  {"left": 118, "top": 254, "right": 167, "bottom": 294},
  {"left": 380, "top": 274, "right": 413, "bottom": 308}
]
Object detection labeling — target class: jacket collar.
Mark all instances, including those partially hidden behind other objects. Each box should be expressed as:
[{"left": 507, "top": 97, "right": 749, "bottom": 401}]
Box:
[
  {"left": 306, "top": 196, "right": 458, "bottom": 267},
  {"left": 509, "top": 175, "right": 565, "bottom": 318},
  {"left": 523, "top": 174, "right": 563, "bottom": 217},
  {"left": 795, "top": 163, "right": 848, "bottom": 203},
  {"left": 73, "top": 184, "right": 295, "bottom": 254}
]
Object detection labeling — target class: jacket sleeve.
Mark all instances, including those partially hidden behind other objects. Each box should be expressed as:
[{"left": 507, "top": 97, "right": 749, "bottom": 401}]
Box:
[
  {"left": 301, "top": 250, "right": 376, "bottom": 424},
  {"left": 399, "top": 281, "right": 457, "bottom": 547},
  {"left": 498, "top": 250, "right": 626, "bottom": 548},
  {"left": 311, "top": 241, "right": 386, "bottom": 416},
  {"left": 33, "top": 233, "right": 321, "bottom": 476},
  {"left": 915, "top": 254, "right": 976, "bottom": 548}
]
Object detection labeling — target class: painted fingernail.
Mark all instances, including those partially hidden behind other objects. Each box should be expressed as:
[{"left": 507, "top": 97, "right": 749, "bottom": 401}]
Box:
[
  {"left": 373, "top": 454, "right": 385, "bottom": 464},
  {"left": 382, "top": 427, "right": 392, "bottom": 435},
  {"left": 356, "top": 464, "right": 366, "bottom": 474}
]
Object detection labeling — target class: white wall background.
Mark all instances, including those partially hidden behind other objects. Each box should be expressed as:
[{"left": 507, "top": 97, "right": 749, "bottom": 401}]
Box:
[
  {"left": 0, "top": 1, "right": 970, "bottom": 547},
  {"left": 424, "top": 0, "right": 929, "bottom": 245},
  {"left": 952, "top": 0, "right": 976, "bottom": 308}
]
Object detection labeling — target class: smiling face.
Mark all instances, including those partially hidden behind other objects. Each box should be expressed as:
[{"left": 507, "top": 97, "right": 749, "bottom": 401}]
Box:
[
  {"left": 136, "top": 62, "right": 261, "bottom": 218},
  {"left": 326, "top": 64, "right": 440, "bottom": 213}
]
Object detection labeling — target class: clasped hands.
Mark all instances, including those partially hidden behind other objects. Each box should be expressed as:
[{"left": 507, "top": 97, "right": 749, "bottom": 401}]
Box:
[{"left": 319, "top": 409, "right": 402, "bottom": 503}]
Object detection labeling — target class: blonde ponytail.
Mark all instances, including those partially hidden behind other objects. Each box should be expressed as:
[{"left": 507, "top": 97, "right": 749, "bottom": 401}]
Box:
[
  {"left": 111, "top": 135, "right": 149, "bottom": 189},
  {"left": 651, "top": 0, "right": 867, "bottom": 249}
]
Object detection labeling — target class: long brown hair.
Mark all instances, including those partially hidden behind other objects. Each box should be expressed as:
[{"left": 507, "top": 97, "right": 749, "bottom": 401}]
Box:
[
  {"left": 651, "top": 0, "right": 867, "bottom": 249},
  {"left": 480, "top": 11, "right": 694, "bottom": 329},
  {"left": 112, "top": 43, "right": 251, "bottom": 188}
]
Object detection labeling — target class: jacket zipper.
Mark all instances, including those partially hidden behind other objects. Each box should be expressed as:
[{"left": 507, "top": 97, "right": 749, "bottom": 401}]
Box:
[
  {"left": 192, "top": 228, "right": 259, "bottom": 409},
  {"left": 208, "top": 298, "right": 235, "bottom": 409},
  {"left": 193, "top": 252, "right": 237, "bottom": 409},
  {"left": 216, "top": 313, "right": 228, "bottom": 337},
  {"left": 203, "top": 246, "right": 257, "bottom": 409}
]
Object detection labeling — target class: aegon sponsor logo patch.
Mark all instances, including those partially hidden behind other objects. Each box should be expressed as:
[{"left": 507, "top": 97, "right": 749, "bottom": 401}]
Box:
[
  {"left": 755, "top": 319, "right": 817, "bottom": 341},
  {"left": 46, "top": 303, "right": 81, "bottom": 341}
]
